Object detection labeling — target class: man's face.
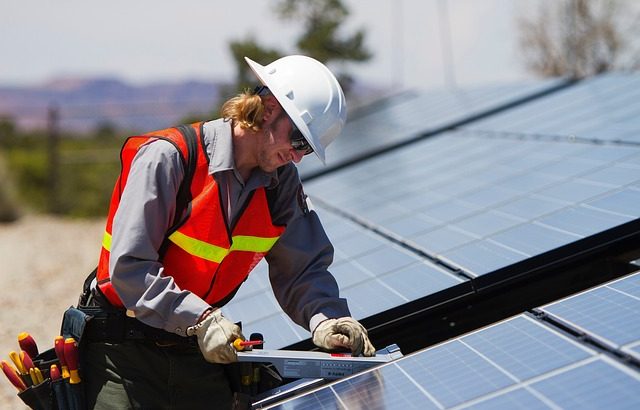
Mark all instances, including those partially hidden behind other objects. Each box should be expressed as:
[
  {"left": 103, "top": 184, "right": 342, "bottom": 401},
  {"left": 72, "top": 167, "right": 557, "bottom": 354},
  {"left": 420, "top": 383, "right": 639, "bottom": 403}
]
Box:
[{"left": 257, "top": 111, "right": 306, "bottom": 172}]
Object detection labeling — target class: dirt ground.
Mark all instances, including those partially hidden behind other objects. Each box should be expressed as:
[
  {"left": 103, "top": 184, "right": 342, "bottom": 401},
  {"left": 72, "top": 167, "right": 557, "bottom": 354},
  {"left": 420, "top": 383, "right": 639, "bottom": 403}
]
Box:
[{"left": 0, "top": 215, "right": 104, "bottom": 409}]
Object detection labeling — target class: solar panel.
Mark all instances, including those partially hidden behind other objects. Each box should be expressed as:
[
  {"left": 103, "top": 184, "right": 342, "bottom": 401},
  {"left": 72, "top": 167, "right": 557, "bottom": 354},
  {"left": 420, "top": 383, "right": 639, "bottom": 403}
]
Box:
[
  {"left": 305, "top": 130, "right": 640, "bottom": 278},
  {"left": 267, "top": 314, "right": 640, "bottom": 409},
  {"left": 539, "top": 272, "right": 640, "bottom": 351},
  {"left": 464, "top": 73, "right": 640, "bottom": 144},
  {"left": 303, "top": 75, "right": 640, "bottom": 282},
  {"left": 297, "top": 79, "right": 568, "bottom": 178}
]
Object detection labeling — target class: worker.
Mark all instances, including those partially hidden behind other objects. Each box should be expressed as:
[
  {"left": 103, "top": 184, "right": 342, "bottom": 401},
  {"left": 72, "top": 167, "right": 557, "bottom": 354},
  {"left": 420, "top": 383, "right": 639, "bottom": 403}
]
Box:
[{"left": 76, "top": 55, "right": 375, "bottom": 409}]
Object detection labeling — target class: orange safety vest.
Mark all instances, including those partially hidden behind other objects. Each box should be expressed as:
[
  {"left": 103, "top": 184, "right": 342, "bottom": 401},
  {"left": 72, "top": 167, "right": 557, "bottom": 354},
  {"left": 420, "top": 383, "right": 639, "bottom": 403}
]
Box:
[{"left": 97, "top": 122, "right": 286, "bottom": 308}]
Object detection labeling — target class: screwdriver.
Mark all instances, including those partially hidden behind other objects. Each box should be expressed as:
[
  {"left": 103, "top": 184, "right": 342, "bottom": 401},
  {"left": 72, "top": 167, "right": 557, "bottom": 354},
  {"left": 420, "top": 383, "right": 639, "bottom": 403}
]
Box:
[
  {"left": 64, "top": 338, "right": 82, "bottom": 384},
  {"left": 1, "top": 360, "right": 27, "bottom": 392},
  {"left": 8, "top": 351, "right": 27, "bottom": 376},
  {"left": 54, "top": 336, "right": 70, "bottom": 379},
  {"left": 18, "top": 332, "right": 39, "bottom": 359},
  {"left": 232, "top": 338, "right": 264, "bottom": 351},
  {"left": 29, "top": 367, "right": 44, "bottom": 385}
]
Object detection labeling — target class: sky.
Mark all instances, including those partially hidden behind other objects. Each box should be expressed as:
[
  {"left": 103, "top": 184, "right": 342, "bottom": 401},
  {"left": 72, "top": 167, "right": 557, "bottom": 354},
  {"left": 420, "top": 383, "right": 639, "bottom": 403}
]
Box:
[{"left": 1, "top": 0, "right": 542, "bottom": 92}]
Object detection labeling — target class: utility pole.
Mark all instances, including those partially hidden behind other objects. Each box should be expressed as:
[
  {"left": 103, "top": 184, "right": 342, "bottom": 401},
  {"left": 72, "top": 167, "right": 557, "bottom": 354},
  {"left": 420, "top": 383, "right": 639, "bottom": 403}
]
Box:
[
  {"left": 391, "top": 0, "right": 404, "bottom": 90},
  {"left": 437, "top": 0, "right": 457, "bottom": 89},
  {"left": 47, "top": 104, "right": 60, "bottom": 214}
]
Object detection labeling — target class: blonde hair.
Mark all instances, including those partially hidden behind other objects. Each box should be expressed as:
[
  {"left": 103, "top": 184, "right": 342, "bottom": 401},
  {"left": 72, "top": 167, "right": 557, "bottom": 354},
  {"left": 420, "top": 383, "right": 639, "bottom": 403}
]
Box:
[{"left": 220, "top": 90, "right": 264, "bottom": 132}]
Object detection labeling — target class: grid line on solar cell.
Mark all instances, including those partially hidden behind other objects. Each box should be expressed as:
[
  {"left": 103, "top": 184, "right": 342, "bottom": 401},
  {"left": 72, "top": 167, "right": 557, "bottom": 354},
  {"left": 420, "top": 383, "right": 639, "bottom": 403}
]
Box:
[
  {"left": 609, "top": 272, "right": 640, "bottom": 298},
  {"left": 540, "top": 285, "right": 640, "bottom": 349},
  {"left": 529, "top": 357, "right": 640, "bottom": 409},
  {"left": 459, "top": 316, "right": 593, "bottom": 381},
  {"left": 453, "top": 387, "right": 556, "bottom": 410},
  {"left": 396, "top": 340, "right": 516, "bottom": 407}
]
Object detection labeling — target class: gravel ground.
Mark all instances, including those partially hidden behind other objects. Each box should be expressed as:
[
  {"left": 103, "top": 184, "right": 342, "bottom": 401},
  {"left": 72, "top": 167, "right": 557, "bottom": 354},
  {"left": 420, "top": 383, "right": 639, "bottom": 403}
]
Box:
[{"left": 0, "top": 215, "right": 104, "bottom": 409}]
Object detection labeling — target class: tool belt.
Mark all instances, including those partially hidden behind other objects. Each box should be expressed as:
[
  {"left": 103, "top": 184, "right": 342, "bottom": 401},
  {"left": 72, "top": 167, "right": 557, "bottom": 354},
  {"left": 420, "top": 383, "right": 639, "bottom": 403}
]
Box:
[
  {"left": 71, "top": 283, "right": 197, "bottom": 347},
  {"left": 79, "top": 306, "right": 198, "bottom": 346}
]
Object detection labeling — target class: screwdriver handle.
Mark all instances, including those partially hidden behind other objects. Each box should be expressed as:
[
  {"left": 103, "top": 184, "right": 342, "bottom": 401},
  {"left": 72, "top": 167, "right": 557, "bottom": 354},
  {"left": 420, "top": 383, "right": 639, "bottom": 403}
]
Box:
[
  {"left": 64, "top": 338, "right": 82, "bottom": 384},
  {"left": 8, "top": 351, "right": 26, "bottom": 375},
  {"left": 50, "top": 364, "right": 61, "bottom": 381},
  {"left": 54, "top": 336, "right": 70, "bottom": 379},
  {"left": 232, "top": 338, "right": 264, "bottom": 351},
  {"left": 18, "top": 332, "right": 39, "bottom": 359},
  {"left": 1, "top": 360, "right": 27, "bottom": 392},
  {"left": 20, "top": 351, "right": 35, "bottom": 372}
]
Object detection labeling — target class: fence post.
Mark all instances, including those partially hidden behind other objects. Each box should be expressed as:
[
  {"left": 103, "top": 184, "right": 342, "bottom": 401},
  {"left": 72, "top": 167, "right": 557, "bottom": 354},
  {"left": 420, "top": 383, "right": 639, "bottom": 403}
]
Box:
[{"left": 47, "top": 104, "right": 60, "bottom": 214}]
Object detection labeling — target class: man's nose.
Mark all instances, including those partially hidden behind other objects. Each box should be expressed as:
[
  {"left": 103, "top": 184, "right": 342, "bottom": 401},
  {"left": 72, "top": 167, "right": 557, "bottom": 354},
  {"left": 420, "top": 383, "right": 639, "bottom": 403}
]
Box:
[{"left": 291, "top": 148, "right": 304, "bottom": 164}]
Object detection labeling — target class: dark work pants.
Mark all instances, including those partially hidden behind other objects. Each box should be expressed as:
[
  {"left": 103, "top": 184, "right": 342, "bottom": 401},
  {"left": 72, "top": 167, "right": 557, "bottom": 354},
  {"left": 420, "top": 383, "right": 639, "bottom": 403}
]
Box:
[{"left": 83, "top": 341, "right": 233, "bottom": 410}]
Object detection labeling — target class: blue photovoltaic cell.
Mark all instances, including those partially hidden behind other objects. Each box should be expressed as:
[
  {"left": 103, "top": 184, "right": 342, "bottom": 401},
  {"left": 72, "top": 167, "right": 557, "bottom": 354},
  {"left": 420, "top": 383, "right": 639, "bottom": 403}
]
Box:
[
  {"left": 530, "top": 359, "right": 640, "bottom": 409},
  {"left": 461, "top": 316, "right": 591, "bottom": 381},
  {"left": 439, "top": 240, "right": 528, "bottom": 277},
  {"left": 412, "top": 226, "right": 477, "bottom": 254},
  {"left": 462, "top": 388, "right": 550, "bottom": 410},
  {"left": 536, "top": 179, "right": 615, "bottom": 204},
  {"left": 453, "top": 211, "right": 523, "bottom": 238},
  {"left": 273, "top": 383, "right": 342, "bottom": 410},
  {"left": 488, "top": 223, "right": 581, "bottom": 257},
  {"left": 377, "top": 263, "right": 464, "bottom": 301},
  {"left": 585, "top": 188, "right": 640, "bottom": 218},
  {"left": 540, "top": 272, "right": 640, "bottom": 348},
  {"left": 464, "top": 74, "right": 640, "bottom": 144},
  {"left": 332, "top": 365, "right": 439, "bottom": 410},
  {"left": 396, "top": 340, "right": 516, "bottom": 407},
  {"left": 494, "top": 195, "right": 567, "bottom": 220},
  {"left": 537, "top": 205, "right": 633, "bottom": 237},
  {"left": 609, "top": 272, "right": 640, "bottom": 298}
]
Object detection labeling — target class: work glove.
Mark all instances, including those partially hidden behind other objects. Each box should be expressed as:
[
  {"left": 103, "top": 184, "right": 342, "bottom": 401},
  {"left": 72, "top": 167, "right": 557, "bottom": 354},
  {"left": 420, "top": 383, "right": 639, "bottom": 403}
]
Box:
[
  {"left": 312, "top": 317, "right": 376, "bottom": 357},
  {"left": 187, "top": 309, "right": 244, "bottom": 364}
]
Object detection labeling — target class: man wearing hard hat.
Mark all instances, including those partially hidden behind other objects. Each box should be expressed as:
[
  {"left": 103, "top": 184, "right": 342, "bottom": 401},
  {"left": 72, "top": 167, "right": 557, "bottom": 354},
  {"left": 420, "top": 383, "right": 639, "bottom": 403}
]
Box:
[{"left": 75, "top": 55, "right": 374, "bottom": 409}]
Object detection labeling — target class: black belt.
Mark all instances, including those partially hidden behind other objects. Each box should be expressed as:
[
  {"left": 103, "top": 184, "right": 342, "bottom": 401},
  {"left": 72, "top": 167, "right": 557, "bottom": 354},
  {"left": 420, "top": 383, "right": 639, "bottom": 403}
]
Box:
[{"left": 79, "top": 306, "right": 197, "bottom": 347}]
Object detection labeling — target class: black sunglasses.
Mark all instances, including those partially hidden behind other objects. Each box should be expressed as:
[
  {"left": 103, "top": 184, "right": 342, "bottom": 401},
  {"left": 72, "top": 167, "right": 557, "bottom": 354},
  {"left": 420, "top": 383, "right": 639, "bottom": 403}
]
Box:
[{"left": 287, "top": 117, "right": 314, "bottom": 155}]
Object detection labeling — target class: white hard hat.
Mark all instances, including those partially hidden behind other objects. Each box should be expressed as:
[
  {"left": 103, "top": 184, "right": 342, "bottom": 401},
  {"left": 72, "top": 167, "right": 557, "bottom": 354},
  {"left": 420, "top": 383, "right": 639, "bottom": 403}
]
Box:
[{"left": 245, "top": 55, "right": 347, "bottom": 164}]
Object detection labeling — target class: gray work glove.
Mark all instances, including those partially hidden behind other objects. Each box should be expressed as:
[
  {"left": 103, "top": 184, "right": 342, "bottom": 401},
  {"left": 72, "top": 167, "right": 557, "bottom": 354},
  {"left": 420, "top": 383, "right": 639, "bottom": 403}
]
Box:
[
  {"left": 187, "top": 309, "right": 244, "bottom": 364},
  {"left": 312, "top": 317, "right": 376, "bottom": 357}
]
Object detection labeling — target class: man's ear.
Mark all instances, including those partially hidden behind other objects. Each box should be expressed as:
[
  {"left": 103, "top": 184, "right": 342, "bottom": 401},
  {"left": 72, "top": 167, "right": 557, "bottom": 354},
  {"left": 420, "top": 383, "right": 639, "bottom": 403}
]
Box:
[{"left": 262, "top": 95, "right": 280, "bottom": 125}]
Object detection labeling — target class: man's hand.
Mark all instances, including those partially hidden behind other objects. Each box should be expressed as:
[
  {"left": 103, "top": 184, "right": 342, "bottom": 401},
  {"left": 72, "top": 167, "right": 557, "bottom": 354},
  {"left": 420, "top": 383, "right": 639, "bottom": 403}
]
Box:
[
  {"left": 187, "top": 309, "right": 244, "bottom": 363},
  {"left": 312, "top": 317, "right": 375, "bottom": 357}
]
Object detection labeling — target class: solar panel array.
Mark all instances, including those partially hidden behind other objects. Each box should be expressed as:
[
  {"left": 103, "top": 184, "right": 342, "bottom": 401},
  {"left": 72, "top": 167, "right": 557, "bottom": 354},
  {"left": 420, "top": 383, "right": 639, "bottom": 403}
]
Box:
[
  {"left": 223, "top": 73, "right": 640, "bottom": 351},
  {"left": 267, "top": 271, "right": 640, "bottom": 409},
  {"left": 297, "top": 79, "right": 567, "bottom": 178}
]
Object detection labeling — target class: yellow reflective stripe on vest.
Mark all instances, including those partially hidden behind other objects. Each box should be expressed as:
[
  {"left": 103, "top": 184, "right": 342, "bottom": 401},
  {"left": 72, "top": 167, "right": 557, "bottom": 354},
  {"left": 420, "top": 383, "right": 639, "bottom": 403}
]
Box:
[
  {"left": 168, "top": 231, "right": 229, "bottom": 263},
  {"left": 102, "top": 231, "right": 112, "bottom": 251},
  {"left": 168, "top": 231, "right": 280, "bottom": 262},
  {"left": 229, "top": 235, "right": 279, "bottom": 253}
]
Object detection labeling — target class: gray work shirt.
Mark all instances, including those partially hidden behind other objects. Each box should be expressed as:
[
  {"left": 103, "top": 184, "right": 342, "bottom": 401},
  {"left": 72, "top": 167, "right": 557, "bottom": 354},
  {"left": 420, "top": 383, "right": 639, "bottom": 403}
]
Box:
[{"left": 105, "top": 119, "right": 350, "bottom": 336}]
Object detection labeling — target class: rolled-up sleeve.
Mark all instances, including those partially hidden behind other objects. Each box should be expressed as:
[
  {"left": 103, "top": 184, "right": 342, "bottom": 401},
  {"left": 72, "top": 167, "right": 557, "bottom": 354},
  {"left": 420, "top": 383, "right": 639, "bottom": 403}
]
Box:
[
  {"left": 265, "top": 165, "right": 350, "bottom": 331},
  {"left": 109, "top": 140, "right": 211, "bottom": 335}
]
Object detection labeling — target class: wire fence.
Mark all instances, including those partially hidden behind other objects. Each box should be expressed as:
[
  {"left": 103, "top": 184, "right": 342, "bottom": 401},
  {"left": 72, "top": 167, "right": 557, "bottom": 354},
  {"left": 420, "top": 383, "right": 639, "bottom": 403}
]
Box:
[{"left": 1, "top": 96, "right": 220, "bottom": 218}]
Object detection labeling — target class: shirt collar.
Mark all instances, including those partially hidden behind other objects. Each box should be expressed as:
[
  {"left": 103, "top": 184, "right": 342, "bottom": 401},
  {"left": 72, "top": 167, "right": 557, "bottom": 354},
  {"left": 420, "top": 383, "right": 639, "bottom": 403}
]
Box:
[{"left": 202, "top": 118, "right": 279, "bottom": 188}]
